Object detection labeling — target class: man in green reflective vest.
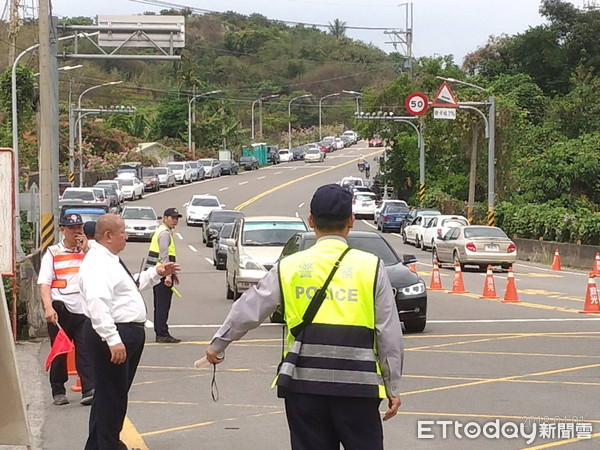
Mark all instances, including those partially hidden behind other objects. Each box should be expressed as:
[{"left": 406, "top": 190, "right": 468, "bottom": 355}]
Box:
[
  {"left": 147, "top": 207, "right": 181, "bottom": 343},
  {"left": 206, "top": 184, "right": 403, "bottom": 449}
]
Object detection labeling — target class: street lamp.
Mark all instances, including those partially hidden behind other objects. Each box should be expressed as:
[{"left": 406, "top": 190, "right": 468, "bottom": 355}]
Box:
[
  {"left": 77, "top": 80, "right": 123, "bottom": 186},
  {"left": 318, "top": 93, "right": 340, "bottom": 140},
  {"left": 342, "top": 90, "right": 362, "bottom": 114},
  {"left": 251, "top": 94, "right": 279, "bottom": 140},
  {"left": 188, "top": 90, "right": 223, "bottom": 158},
  {"left": 436, "top": 76, "right": 496, "bottom": 224},
  {"left": 288, "top": 94, "right": 312, "bottom": 150}
]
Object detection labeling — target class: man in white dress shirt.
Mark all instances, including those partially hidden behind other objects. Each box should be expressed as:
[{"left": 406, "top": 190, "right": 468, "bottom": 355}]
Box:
[{"left": 79, "top": 214, "right": 179, "bottom": 450}]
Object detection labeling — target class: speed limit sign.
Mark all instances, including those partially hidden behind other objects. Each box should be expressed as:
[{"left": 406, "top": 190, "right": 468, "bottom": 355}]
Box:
[{"left": 405, "top": 92, "right": 429, "bottom": 116}]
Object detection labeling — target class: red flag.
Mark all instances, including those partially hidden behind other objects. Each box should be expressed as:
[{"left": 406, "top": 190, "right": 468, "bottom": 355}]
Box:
[{"left": 45, "top": 328, "right": 74, "bottom": 371}]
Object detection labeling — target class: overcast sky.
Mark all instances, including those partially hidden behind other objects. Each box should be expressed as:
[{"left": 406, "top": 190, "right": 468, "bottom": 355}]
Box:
[{"left": 47, "top": 0, "right": 565, "bottom": 64}]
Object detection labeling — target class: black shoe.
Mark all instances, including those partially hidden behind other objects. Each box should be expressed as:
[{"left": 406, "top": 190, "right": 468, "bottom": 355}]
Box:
[
  {"left": 53, "top": 394, "right": 69, "bottom": 406},
  {"left": 80, "top": 389, "right": 94, "bottom": 406},
  {"left": 156, "top": 335, "right": 181, "bottom": 344}
]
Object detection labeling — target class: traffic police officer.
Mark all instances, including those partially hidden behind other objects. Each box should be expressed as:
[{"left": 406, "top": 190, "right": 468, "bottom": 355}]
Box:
[
  {"left": 206, "top": 184, "right": 404, "bottom": 449},
  {"left": 37, "top": 213, "right": 95, "bottom": 406},
  {"left": 147, "top": 207, "right": 181, "bottom": 343}
]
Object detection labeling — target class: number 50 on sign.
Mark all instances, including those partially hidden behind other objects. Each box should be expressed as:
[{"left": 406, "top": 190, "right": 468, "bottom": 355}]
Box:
[{"left": 405, "top": 92, "right": 429, "bottom": 116}]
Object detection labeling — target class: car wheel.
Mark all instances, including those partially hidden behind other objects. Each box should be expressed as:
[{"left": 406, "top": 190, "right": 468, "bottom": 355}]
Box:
[
  {"left": 233, "top": 278, "right": 241, "bottom": 301},
  {"left": 226, "top": 275, "right": 234, "bottom": 300},
  {"left": 403, "top": 318, "right": 426, "bottom": 333},
  {"left": 402, "top": 231, "right": 408, "bottom": 244},
  {"left": 501, "top": 263, "right": 512, "bottom": 270},
  {"left": 479, "top": 265, "right": 488, "bottom": 272},
  {"left": 415, "top": 235, "right": 420, "bottom": 248},
  {"left": 419, "top": 236, "right": 425, "bottom": 250},
  {"left": 139, "top": 191, "right": 143, "bottom": 199},
  {"left": 453, "top": 251, "right": 464, "bottom": 270},
  {"left": 432, "top": 248, "right": 440, "bottom": 266}
]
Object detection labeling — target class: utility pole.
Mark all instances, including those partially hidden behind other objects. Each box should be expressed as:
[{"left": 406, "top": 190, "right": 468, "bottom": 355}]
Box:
[
  {"left": 38, "top": 0, "right": 59, "bottom": 252},
  {"left": 384, "top": 2, "right": 413, "bottom": 79},
  {"left": 8, "top": 0, "right": 21, "bottom": 64}
]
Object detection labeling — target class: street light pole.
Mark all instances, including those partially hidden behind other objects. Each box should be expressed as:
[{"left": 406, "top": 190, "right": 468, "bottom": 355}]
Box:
[
  {"left": 318, "top": 93, "right": 340, "bottom": 141},
  {"left": 288, "top": 94, "right": 312, "bottom": 150},
  {"left": 342, "top": 90, "right": 362, "bottom": 115},
  {"left": 187, "top": 90, "right": 223, "bottom": 158},
  {"left": 77, "top": 80, "right": 123, "bottom": 187}
]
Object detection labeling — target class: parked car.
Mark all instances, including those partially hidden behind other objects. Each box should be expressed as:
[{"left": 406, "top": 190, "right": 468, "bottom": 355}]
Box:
[
  {"left": 422, "top": 215, "right": 469, "bottom": 250},
  {"left": 199, "top": 158, "right": 221, "bottom": 178},
  {"left": 155, "top": 167, "right": 176, "bottom": 187},
  {"left": 239, "top": 155, "right": 259, "bottom": 171},
  {"left": 225, "top": 216, "right": 308, "bottom": 300},
  {"left": 220, "top": 159, "right": 239, "bottom": 175},
  {"left": 213, "top": 223, "right": 234, "bottom": 270},
  {"left": 167, "top": 161, "right": 193, "bottom": 184},
  {"left": 401, "top": 208, "right": 441, "bottom": 234},
  {"left": 202, "top": 209, "right": 244, "bottom": 247},
  {"left": 291, "top": 145, "right": 307, "bottom": 160},
  {"left": 374, "top": 199, "right": 408, "bottom": 224},
  {"left": 333, "top": 137, "right": 345, "bottom": 150},
  {"left": 117, "top": 176, "right": 144, "bottom": 200},
  {"left": 92, "top": 183, "right": 120, "bottom": 210},
  {"left": 377, "top": 205, "right": 410, "bottom": 233},
  {"left": 432, "top": 225, "right": 517, "bottom": 271},
  {"left": 278, "top": 231, "right": 427, "bottom": 332},
  {"left": 304, "top": 148, "right": 324, "bottom": 163},
  {"left": 187, "top": 161, "right": 201, "bottom": 182},
  {"left": 121, "top": 206, "right": 159, "bottom": 241},
  {"left": 96, "top": 179, "right": 124, "bottom": 203},
  {"left": 140, "top": 167, "right": 160, "bottom": 192},
  {"left": 341, "top": 130, "right": 358, "bottom": 144},
  {"left": 267, "top": 147, "right": 280, "bottom": 164},
  {"left": 60, "top": 188, "right": 110, "bottom": 209},
  {"left": 278, "top": 149, "right": 294, "bottom": 162},
  {"left": 352, "top": 191, "right": 378, "bottom": 219},
  {"left": 185, "top": 194, "right": 223, "bottom": 226},
  {"left": 402, "top": 215, "right": 437, "bottom": 248},
  {"left": 321, "top": 136, "right": 336, "bottom": 152},
  {"left": 369, "top": 136, "right": 383, "bottom": 147}
]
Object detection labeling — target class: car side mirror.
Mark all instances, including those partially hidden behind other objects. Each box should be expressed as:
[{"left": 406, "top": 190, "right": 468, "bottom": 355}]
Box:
[
  {"left": 221, "top": 204, "right": 226, "bottom": 207},
  {"left": 402, "top": 254, "right": 417, "bottom": 265},
  {"left": 157, "top": 216, "right": 162, "bottom": 219},
  {"left": 436, "top": 235, "right": 444, "bottom": 241},
  {"left": 183, "top": 202, "right": 189, "bottom": 207},
  {"left": 223, "top": 238, "right": 235, "bottom": 247}
]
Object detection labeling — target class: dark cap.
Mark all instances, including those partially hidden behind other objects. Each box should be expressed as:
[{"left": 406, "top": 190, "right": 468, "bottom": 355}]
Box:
[
  {"left": 59, "top": 213, "right": 84, "bottom": 227},
  {"left": 163, "top": 207, "right": 182, "bottom": 218},
  {"left": 310, "top": 184, "right": 353, "bottom": 220},
  {"left": 83, "top": 221, "right": 96, "bottom": 238}
]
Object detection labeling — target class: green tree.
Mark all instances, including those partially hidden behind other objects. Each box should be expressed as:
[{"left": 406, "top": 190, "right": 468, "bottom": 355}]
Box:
[{"left": 328, "top": 19, "right": 347, "bottom": 38}]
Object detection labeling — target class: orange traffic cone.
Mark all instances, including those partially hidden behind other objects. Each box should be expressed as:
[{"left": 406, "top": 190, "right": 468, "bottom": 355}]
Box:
[
  {"left": 409, "top": 262, "right": 417, "bottom": 273},
  {"left": 502, "top": 267, "right": 520, "bottom": 303},
  {"left": 481, "top": 265, "right": 498, "bottom": 299},
  {"left": 449, "top": 262, "right": 467, "bottom": 294},
  {"left": 593, "top": 252, "right": 600, "bottom": 276},
  {"left": 579, "top": 273, "right": 600, "bottom": 314},
  {"left": 66, "top": 347, "right": 82, "bottom": 392},
  {"left": 429, "top": 260, "right": 443, "bottom": 290},
  {"left": 551, "top": 249, "right": 562, "bottom": 271}
]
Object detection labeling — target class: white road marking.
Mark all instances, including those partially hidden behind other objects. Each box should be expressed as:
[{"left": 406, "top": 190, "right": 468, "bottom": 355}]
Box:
[
  {"left": 274, "top": 171, "right": 282, "bottom": 175},
  {"left": 514, "top": 263, "right": 586, "bottom": 276},
  {"left": 298, "top": 202, "right": 305, "bottom": 208},
  {"left": 219, "top": 187, "right": 229, "bottom": 191},
  {"left": 187, "top": 245, "right": 198, "bottom": 253},
  {"left": 238, "top": 181, "right": 248, "bottom": 185},
  {"left": 295, "top": 211, "right": 299, "bottom": 217},
  {"left": 361, "top": 220, "right": 377, "bottom": 229},
  {"left": 258, "top": 176, "right": 266, "bottom": 180},
  {"left": 169, "top": 317, "right": 600, "bottom": 329},
  {"left": 204, "top": 257, "right": 213, "bottom": 265},
  {"left": 176, "top": 233, "right": 183, "bottom": 240}
]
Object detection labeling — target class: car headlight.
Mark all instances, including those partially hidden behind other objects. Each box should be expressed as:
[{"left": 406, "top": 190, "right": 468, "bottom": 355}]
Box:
[
  {"left": 148, "top": 225, "right": 157, "bottom": 231},
  {"left": 239, "top": 255, "right": 264, "bottom": 271},
  {"left": 400, "top": 282, "right": 426, "bottom": 296}
]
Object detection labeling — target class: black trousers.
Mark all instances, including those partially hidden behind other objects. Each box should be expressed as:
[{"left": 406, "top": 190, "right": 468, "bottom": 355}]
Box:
[
  {"left": 47, "top": 301, "right": 94, "bottom": 396},
  {"left": 153, "top": 279, "right": 173, "bottom": 337},
  {"left": 85, "top": 322, "right": 145, "bottom": 450},
  {"left": 284, "top": 392, "right": 383, "bottom": 450}
]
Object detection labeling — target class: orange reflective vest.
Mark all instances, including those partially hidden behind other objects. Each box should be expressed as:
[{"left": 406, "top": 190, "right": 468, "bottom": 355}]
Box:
[{"left": 48, "top": 245, "right": 85, "bottom": 293}]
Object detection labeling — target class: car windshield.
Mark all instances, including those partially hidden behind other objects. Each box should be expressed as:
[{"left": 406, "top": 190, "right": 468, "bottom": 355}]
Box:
[
  {"left": 94, "top": 185, "right": 115, "bottom": 194},
  {"left": 188, "top": 162, "right": 198, "bottom": 169},
  {"left": 386, "top": 206, "right": 409, "bottom": 214},
  {"left": 198, "top": 160, "right": 212, "bottom": 166},
  {"left": 142, "top": 168, "right": 155, "bottom": 176},
  {"left": 119, "top": 179, "right": 134, "bottom": 186},
  {"left": 303, "top": 235, "right": 399, "bottom": 266},
  {"left": 122, "top": 209, "right": 156, "bottom": 220},
  {"left": 243, "top": 221, "right": 307, "bottom": 246},
  {"left": 322, "top": 138, "right": 334, "bottom": 144},
  {"left": 355, "top": 194, "right": 375, "bottom": 201},
  {"left": 240, "top": 157, "right": 253, "bottom": 162},
  {"left": 464, "top": 227, "right": 508, "bottom": 239},
  {"left": 220, "top": 223, "right": 234, "bottom": 239},
  {"left": 442, "top": 218, "right": 469, "bottom": 227},
  {"left": 155, "top": 168, "right": 167, "bottom": 174},
  {"left": 63, "top": 190, "right": 95, "bottom": 201},
  {"left": 191, "top": 197, "right": 219, "bottom": 207},
  {"left": 279, "top": 150, "right": 289, "bottom": 154},
  {"left": 306, "top": 149, "right": 320, "bottom": 154},
  {"left": 221, "top": 160, "right": 232, "bottom": 166},
  {"left": 168, "top": 163, "right": 183, "bottom": 170},
  {"left": 210, "top": 211, "right": 242, "bottom": 223}
]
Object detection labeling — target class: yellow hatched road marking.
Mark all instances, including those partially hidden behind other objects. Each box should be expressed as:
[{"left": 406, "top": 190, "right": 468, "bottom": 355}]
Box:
[{"left": 121, "top": 416, "right": 149, "bottom": 450}]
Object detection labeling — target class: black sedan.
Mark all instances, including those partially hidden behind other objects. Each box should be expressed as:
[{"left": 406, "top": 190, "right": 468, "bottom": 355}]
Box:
[
  {"left": 213, "top": 223, "right": 234, "bottom": 270},
  {"left": 202, "top": 209, "right": 244, "bottom": 247},
  {"left": 220, "top": 159, "right": 239, "bottom": 175},
  {"left": 275, "top": 231, "right": 428, "bottom": 332},
  {"left": 239, "top": 156, "right": 259, "bottom": 170}
]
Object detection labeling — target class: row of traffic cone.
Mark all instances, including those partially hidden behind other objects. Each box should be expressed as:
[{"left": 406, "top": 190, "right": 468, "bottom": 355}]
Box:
[
  {"left": 430, "top": 260, "right": 599, "bottom": 312},
  {"left": 551, "top": 250, "right": 600, "bottom": 275}
]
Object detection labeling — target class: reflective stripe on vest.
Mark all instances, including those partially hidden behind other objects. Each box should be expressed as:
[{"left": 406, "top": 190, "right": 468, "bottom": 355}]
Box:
[
  {"left": 146, "top": 224, "right": 176, "bottom": 267},
  {"left": 277, "top": 239, "right": 385, "bottom": 398},
  {"left": 48, "top": 245, "right": 83, "bottom": 294}
]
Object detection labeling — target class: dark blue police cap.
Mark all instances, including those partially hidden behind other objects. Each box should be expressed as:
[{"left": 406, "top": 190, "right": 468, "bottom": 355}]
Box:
[
  {"left": 59, "top": 213, "right": 84, "bottom": 227},
  {"left": 310, "top": 184, "right": 353, "bottom": 220},
  {"left": 83, "top": 221, "right": 96, "bottom": 238}
]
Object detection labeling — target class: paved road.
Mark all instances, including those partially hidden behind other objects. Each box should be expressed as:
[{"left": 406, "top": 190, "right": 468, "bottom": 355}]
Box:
[{"left": 38, "top": 143, "right": 600, "bottom": 449}]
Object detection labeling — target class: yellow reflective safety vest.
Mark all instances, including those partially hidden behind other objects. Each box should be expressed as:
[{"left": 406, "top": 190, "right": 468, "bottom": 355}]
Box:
[
  {"left": 146, "top": 224, "right": 176, "bottom": 268},
  {"left": 277, "top": 237, "right": 386, "bottom": 399}
]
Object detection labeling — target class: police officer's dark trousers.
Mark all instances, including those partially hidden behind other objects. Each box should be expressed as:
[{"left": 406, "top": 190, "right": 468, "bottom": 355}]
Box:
[
  {"left": 284, "top": 392, "right": 383, "bottom": 450},
  {"left": 85, "top": 322, "right": 144, "bottom": 450},
  {"left": 153, "top": 278, "right": 173, "bottom": 337},
  {"left": 47, "top": 301, "right": 94, "bottom": 396}
]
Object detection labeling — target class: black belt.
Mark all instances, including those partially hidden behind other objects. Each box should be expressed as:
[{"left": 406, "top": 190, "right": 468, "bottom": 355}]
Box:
[{"left": 115, "top": 322, "right": 145, "bottom": 328}]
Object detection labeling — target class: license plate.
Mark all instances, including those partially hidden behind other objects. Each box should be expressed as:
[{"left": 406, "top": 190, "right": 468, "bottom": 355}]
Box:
[
  {"left": 394, "top": 218, "right": 400, "bottom": 221},
  {"left": 362, "top": 202, "right": 371, "bottom": 206},
  {"left": 485, "top": 244, "right": 499, "bottom": 251},
  {"left": 135, "top": 232, "right": 145, "bottom": 236}
]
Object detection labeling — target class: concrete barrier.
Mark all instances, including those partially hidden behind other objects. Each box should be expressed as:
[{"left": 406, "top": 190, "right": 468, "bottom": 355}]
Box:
[{"left": 514, "top": 238, "right": 600, "bottom": 270}]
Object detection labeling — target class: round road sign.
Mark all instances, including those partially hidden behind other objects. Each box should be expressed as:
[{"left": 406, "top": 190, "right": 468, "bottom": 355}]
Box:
[{"left": 405, "top": 92, "right": 429, "bottom": 116}]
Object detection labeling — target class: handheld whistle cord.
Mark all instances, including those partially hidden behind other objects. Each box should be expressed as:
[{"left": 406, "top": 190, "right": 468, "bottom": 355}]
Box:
[{"left": 211, "top": 363, "right": 219, "bottom": 402}]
